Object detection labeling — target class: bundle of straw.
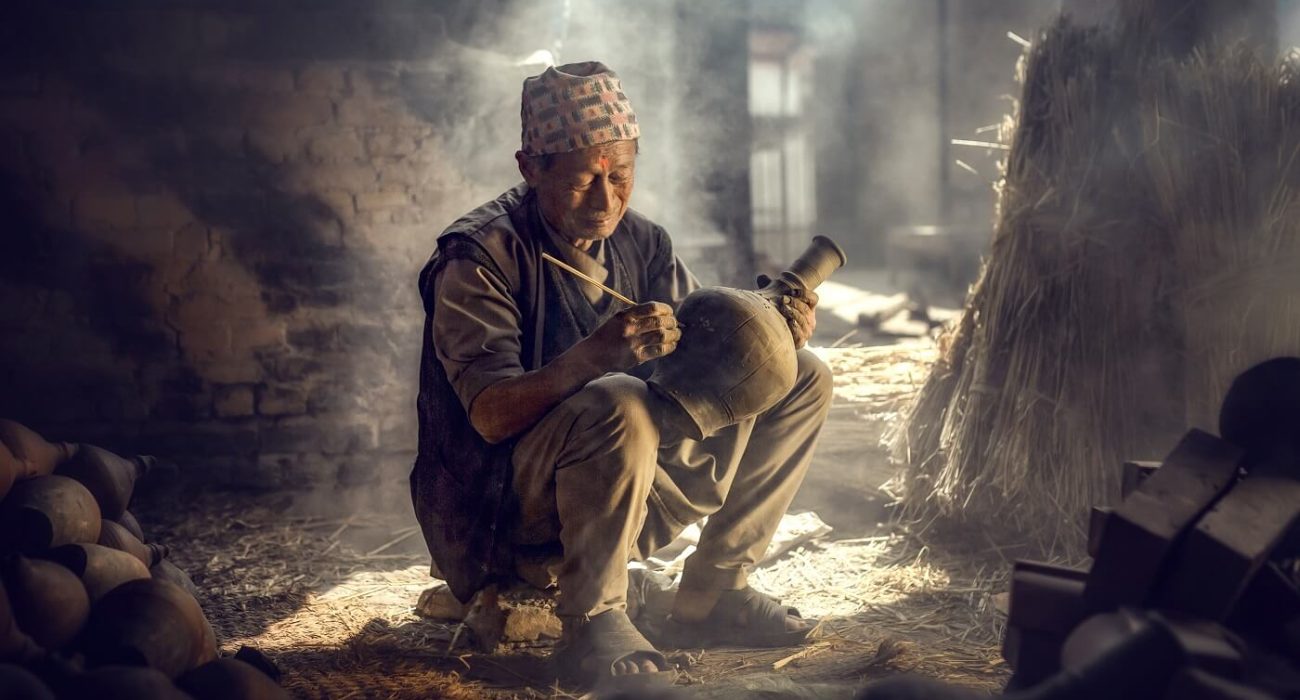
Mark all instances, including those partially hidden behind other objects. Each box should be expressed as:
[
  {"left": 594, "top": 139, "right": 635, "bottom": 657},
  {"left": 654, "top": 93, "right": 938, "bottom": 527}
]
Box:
[{"left": 892, "top": 19, "right": 1300, "bottom": 556}]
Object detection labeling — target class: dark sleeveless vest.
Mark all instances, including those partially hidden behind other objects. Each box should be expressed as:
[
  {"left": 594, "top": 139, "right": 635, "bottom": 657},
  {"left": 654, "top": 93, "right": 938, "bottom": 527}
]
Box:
[{"left": 411, "top": 184, "right": 667, "bottom": 602}]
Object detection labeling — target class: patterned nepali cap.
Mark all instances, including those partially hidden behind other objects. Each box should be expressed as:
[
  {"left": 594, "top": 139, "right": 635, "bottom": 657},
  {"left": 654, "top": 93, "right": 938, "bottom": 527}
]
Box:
[{"left": 520, "top": 61, "right": 640, "bottom": 156}]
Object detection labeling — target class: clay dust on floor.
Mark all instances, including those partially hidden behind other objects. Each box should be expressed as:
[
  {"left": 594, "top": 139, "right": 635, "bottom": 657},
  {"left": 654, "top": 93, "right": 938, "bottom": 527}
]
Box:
[{"left": 138, "top": 341, "right": 1012, "bottom": 698}]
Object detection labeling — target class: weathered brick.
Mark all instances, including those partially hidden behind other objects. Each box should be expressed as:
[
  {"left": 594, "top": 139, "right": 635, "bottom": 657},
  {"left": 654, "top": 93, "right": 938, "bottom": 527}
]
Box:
[
  {"left": 213, "top": 384, "right": 255, "bottom": 417},
  {"left": 364, "top": 131, "right": 421, "bottom": 158},
  {"left": 199, "top": 358, "right": 265, "bottom": 384},
  {"left": 297, "top": 165, "right": 379, "bottom": 191},
  {"left": 306, "top": 129, "right": 365, "bottom": 162},
  {"left": 318, "top": 189, "right": 355, "bottom": 217},
  {"left": 380, "top": 413, "right": 417, "bottom": 450},
  {"left": 180, "top": 322, "right": 231, "bottom": 360},
  {"left": 241, "top": 67, "right": 296, "bottom": 94},
  {"left": 113, "top": 229, "right": 175, "bottom": 260},
  {"left": 245, "top": 454, "right": 289, "bottom": 489},
  {"left": 257, "top": 385, "right": 307, "bottom": 416},
  {"left": 284, "top": 453, "right": 342, "bottom": 487},
  {"left": 140, "top": 421, "right": 261, "bottom": 458},
  {"left": 335, "top": 96, "right": 424, "bottom": 127},
  {"left": 137, "top": 193, "right": 193, "bottom": 228},
  {"left": 355, "top": 189, "right": 409, "bottom": 210},
  {"left": 245, "top": 128, "right": 302, "bottom": 164},
  {"left": 231, "top": 321, "right": 287, "bottom": 353},
  {"left": 243, "top": 96, "right": 334, "bottom": 128},
  {"left": 74, "top": 191, "right": 137, "bottom": 230},
  {"left": 171, "top": 222, "right": 211, "bottom": 261},
  {"left": 263, "top": 416, "right": 375, "bottom": 454},
  {"left": 337, "top": 456, "right": 380, "bottom": 487},
  {"left": 297, "top": 65, "right": 349, "bottom": 95},
  {"left": 272, "top": 356, "right": 324, "bottom": 382}
]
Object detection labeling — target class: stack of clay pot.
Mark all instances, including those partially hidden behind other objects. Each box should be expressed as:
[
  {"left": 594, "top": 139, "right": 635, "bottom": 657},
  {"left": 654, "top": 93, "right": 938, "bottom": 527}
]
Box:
[{"left": 0, "top": 419, "right": 288, "bottom": 699}]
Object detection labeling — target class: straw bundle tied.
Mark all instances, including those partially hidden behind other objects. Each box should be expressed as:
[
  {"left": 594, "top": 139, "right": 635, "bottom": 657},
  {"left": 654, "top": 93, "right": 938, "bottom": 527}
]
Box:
[{"left": 891, "top": 19, "right": 1300, "bottom": 556}]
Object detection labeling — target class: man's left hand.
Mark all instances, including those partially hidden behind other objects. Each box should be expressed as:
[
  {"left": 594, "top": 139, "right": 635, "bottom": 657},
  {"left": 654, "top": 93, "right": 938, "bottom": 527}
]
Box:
[{"left": 778, "top": 288, "right": 817, "bottom": 349}]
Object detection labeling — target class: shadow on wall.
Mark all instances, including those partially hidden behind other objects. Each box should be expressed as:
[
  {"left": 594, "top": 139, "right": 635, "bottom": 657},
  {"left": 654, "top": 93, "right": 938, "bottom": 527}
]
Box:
[{"left": 0, "top": 2, "right": 544, "bottom": 491}]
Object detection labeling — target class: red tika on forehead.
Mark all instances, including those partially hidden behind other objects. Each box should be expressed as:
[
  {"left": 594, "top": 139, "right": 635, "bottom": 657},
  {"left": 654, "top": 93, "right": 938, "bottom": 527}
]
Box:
[{"left": 520, "top": 61, "right": 641, "bottom": 156}]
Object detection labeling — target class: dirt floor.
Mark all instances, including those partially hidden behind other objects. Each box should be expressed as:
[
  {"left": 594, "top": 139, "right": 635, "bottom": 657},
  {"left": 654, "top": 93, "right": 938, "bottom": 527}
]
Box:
[{"left": 135, "top": 340, "right": 1018, "bottom": 699}]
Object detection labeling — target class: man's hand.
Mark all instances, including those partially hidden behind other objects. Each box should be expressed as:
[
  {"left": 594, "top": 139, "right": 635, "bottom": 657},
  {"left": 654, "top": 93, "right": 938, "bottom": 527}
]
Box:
[
  {"left": 576, "top": 302, "right": 682, "bottom": 373},
  {"left": 777, "top": 288, "right": 818, "bottom": 349}
]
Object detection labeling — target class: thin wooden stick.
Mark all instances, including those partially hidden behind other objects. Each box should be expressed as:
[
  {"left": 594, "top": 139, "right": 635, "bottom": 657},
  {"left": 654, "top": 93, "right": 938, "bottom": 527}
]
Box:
[{"left": 541, "top": 252, "right": 637, "bottom": 306}]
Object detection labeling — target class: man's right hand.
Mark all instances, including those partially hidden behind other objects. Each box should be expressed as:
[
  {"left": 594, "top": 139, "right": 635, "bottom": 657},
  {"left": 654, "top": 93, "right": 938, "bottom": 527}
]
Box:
[{"left": 577, "top": 302, "right": 681, "bottom": 373}]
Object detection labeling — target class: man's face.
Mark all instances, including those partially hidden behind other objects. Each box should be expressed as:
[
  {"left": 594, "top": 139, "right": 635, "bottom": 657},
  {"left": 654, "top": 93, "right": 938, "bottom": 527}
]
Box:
[{"left": 518, "top": 140, "right": 637, "bottom": 245}]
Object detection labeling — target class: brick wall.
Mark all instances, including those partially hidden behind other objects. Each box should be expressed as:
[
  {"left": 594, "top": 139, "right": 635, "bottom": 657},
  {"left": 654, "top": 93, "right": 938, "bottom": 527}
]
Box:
[{"left": 0, "top": 1, "right": 739, "bottom": 490}]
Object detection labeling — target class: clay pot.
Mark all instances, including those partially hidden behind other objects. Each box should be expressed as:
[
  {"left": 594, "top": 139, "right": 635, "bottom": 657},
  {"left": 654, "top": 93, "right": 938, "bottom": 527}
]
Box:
[
  {"left": 99, "top": 519, "right": 167, "bottom": 567},
  {"left": 151, "top": 558, "right": 202, "bottom": 600},
  {"left": 0, "top": 475, "right": 102, "bottom": 554},
  {"left": 55, "top": 445, "right": 153, "bottom": 520},
  {"left": 41, "top": 543, "right": 151, "bottom": 602},
  {"left": 0, "top": 579, "right": 40, "bottom": 662},
  {"left": 63, "top": 666, "right": 194, "bottom": 700},
  {"left": 118, "top": 510, "right": 146, "bottom": 541},
  {"left": 648, "top": 236, "right": 846, "bottom": 440},
  {"left": 81, "top": 578, "right": 210, "bottom": 678},
  {"left": 0, "top": 663, "right": 56, "bottom": 700},
  {"left": 0, "top": 420, "right": 75, "bottom": 480},
  {"left": 0, "top": 556, "right": 90, "bottom": 651},
  {"left": 177, "top": 658, "right": 289, "bottom": 700}
]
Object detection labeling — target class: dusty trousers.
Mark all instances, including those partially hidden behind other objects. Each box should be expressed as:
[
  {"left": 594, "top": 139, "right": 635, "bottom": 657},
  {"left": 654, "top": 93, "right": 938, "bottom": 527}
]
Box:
[{"left": 510, "top": 348, "right": 833, "bottom": 619}]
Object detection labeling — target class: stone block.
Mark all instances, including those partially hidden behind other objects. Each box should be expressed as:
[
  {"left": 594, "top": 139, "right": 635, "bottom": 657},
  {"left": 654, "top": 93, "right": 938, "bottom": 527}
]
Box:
[
  {"left": 74, "top": 191, "right": 137, "bottom": 230},
  {"left": 306, "top": 129, "right": 366, "bottom": 162},
  {"left": 214, "top": 384, "right": 255, "bottom": 417},
  {"left": 257, "top": 385, "right": 308, "bottom": 416},
  {"left": 297, "top": 65, "right": 349, "bottom": 95},
  {"left": 355, "top": 189, "right": 410, "bottom": 211}
]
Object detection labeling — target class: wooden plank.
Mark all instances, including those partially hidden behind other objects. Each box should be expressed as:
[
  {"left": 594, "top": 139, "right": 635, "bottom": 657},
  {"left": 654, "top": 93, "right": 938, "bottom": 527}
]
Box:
[{"left": 1085, "top": 430, "right": 1244, "bottom": 612}]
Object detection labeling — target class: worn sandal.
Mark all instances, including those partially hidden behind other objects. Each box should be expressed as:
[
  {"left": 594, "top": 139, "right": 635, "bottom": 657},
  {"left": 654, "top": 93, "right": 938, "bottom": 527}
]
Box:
[
  {"left": 658, "top": 586, "right": 817, "bottom": 649},
  {"left": 552, "top": 609, "right": 677, "bottom": 691}
]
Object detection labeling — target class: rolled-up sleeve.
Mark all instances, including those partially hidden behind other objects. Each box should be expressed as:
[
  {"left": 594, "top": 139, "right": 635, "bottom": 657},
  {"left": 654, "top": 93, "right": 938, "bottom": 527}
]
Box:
[{"left": 431, "top": 258, "right": 526, "bottom": 413}]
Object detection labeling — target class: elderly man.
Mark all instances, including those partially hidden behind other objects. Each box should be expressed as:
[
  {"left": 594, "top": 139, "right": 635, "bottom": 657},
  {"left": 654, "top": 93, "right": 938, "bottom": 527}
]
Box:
[{"left": 411, "top": 62, "right": 832, "bottom": 686}]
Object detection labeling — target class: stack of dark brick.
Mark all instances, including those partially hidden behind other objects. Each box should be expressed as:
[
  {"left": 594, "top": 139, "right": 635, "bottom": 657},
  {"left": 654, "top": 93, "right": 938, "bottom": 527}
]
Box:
[{"left": 1001, "top": 358, "right": 1300, "bottom": 699}]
